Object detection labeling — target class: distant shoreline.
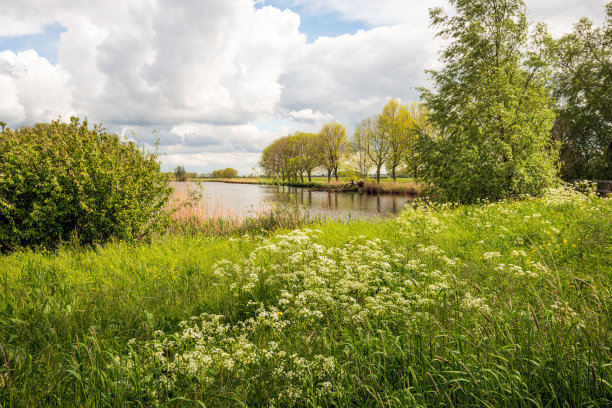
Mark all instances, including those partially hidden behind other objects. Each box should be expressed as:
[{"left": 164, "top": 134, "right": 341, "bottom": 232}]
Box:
[{"left": 188, "top": 177, "right": 424, "bottom": 196}]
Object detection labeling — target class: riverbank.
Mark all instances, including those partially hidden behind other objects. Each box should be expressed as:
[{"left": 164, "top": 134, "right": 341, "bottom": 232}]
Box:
[
  {"left": 1, "top": 186, "right": 610, "bottom": 406},
  {"left": 195, "top": 177, "right": 424, "bottom": 195}
]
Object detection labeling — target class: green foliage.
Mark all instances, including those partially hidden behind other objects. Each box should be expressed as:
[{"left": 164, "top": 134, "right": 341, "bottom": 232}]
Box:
[
  {"left": 259, "top": 132, "right": 323, "bottom": 183},
  {"left": 1, "top": 189, "right": 610, "bottom": 405},
  {"left": 211, "top": 168, "right": 239, "bottom": 178},
  {"left": 174, "top": 165, "right": 187, "bottom": 181},
  {"left": 320, "top": 121, "right": 348, "bottom": 181},
  {"left": 0, "top": 117, "right": 172, "bottom": 250},
  {"left": 548, "top": 2, "right": 612, "bottom": 180},
  {"left": 419, "top": 0, "right": 558, "bottom": 203}
]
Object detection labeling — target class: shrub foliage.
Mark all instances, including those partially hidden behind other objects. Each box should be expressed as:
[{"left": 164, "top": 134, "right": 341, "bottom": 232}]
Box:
[{"left": 0, "top": 117, "right": 172, "bottom": 249}]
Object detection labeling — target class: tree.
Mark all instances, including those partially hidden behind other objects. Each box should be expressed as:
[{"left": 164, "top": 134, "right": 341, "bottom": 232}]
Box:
[
  {"left": 0, "top": 117, "right": 172, "bottom": 249},
  {"left": 404, "top": 103, "right": 430, "bottom": 179},
  {"left": 174, "top": 165, "right": 187, "bottom": 181},
  {"left": 547, "top": 2, "right": 612, "bottom": 180},
  {"left": 259, "top": 133, "right": 322, "bottom": 182},
  {"left": 212, "top": 168, "right": 239, "bottom": 178},
  {"left": 259, "top": 137, "right": 288, "bottom": 181},
  {"left": 379, "top": 99, "right": 410, "bottom": 181},
  {"left": 319, "top": 122, "right": 348, "bottom": 182},
  {"left": 362, "top": 116, "right": 391, "bottom": 184},
  {"left": 419, "top": 0, "right": 558, "bottom": 203},
  {"left": 349, "top": 124, "right": 372, "bottom": 179},
  {"left": 296, "top": 132, "right": 323, "bottom": 182}
]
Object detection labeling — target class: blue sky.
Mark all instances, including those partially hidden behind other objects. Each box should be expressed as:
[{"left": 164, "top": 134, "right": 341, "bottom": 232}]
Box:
[
  {"left": 0, "top": 0, "right": 608, "bottom": 174},
  {"left": 0, "top": 22, "right": 66, "bottom": 65},
  {"left": 256, "top": 0, "right": 370, "bottom": 43}
]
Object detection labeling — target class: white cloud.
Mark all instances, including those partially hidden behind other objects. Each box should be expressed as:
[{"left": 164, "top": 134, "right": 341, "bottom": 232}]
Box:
[
  {"left": 279, "top": 24, "right": 439, "bottom": 130},
  {"left": 289, "top": 108, "right": 333, "bottom": 122},
  {"left": 0, "top": 50, "right": 73, "bottom": 124}
]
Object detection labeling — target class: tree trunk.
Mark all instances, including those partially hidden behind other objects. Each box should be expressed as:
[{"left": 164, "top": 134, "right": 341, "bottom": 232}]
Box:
[
  {"left": 327, "top": 170, "right": 331, "bottom": 184},
  {"left": 376, "top": 166, "right": 381, "bottom": 184},
  {"left": 392, "top": 166, "right": 396, "bottom": 182},
  {"left": 300, "top": 172, "right": 304, "bottom": 183},
  {"left": 334, "top": 166, "right": 339, "bottom": 181},
  {"left": 307, "top": 171, "right": 312, "bottom": 182}
]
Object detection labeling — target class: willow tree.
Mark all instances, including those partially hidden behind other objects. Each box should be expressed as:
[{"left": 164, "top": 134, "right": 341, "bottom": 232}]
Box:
[
  {"left": 419, "top": 0, "right": 558, "bottom": 203},
  {"left": 362, "top": 116, "right": 391, "bottom": 184},
  {"left": 350, "top": 124, "right": 372, "bottom": 180},
  {"left": 319, "top": 122, "right": 348, "bottom": 182},
  {"left": 379, "top": 99, "right": 411, "bottom": 181}
]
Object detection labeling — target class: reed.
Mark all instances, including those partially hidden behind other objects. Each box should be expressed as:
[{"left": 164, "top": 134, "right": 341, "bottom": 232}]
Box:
[{"left": 166, "top": 188, "right": 315, "bottom": 236}]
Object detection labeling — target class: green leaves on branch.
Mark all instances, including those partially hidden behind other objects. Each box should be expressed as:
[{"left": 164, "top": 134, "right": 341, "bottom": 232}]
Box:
[
  {"left": 0, "top": 117, "right": 173, "bottom": 250},
  {"left": 419, "top": 0, "right": 558, "bottom": 203}
]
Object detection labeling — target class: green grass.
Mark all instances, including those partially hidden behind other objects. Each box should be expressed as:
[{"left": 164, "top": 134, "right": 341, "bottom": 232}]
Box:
[{"left": 1, "top": 186, "right": 611, "bottom": 406}]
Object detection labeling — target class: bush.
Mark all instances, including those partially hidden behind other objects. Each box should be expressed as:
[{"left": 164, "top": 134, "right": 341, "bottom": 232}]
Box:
[{"left": 0, "top": 117, "right": 173, "bottom": 250}]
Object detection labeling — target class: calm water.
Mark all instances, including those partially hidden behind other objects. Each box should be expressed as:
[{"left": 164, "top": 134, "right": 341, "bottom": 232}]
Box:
[{"left": 171, "top": 182, "right": 414, "bottom": 220}]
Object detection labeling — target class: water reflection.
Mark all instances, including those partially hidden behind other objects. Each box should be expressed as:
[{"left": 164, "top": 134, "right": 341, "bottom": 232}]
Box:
[{"left": 172, "top": 182, "right": 414, "bottom": 220}]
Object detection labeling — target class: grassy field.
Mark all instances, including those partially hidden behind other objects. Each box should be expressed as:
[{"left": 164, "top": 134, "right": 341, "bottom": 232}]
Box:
[
  {"left": 1, "top": 186, "right": 611, "bottom": 406},
  {"left": 197, "top": 177, "right": 424, "bottom": 195}
]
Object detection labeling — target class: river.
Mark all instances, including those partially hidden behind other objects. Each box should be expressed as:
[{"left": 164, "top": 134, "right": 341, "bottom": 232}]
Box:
[{"left": 171, "top": 182, "right": 415, "bottom": 220}]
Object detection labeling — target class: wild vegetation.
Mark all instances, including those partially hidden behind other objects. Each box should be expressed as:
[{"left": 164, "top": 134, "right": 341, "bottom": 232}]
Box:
[{"left": 1, "top": 186, "right": 610, "bottom": 406}]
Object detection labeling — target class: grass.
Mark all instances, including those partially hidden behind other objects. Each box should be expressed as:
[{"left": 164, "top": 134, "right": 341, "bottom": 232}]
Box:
[
  {"left": 0, "top": 186, "right": 611, "bottom": 406},
  {"left": 199, "top": 177, "right": 424, "bottom": 195}
]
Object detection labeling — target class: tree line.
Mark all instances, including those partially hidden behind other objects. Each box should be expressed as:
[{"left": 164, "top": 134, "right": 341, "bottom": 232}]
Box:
[
  {"left": 259, "top": 101, "right": 429, "bottom": 184},
  {"left": 259, "top": 0, "right": 612, "bottom": 202}
]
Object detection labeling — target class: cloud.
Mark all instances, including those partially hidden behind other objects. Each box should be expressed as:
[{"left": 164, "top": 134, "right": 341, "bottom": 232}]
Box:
[
  {"left": 289, "top": 108, "right": 333, "bottom": 122},
  {"left": 279, "top": 24, "right": 439, "bottom": 130},
  {"left": 1, "top": 0, "right": 306, "bottom": 128},
  {"left": 0, "top": 50, "right": 73, "bottom": 124}
]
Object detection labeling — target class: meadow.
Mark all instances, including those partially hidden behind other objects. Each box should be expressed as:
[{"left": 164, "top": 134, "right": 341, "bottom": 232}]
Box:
[{"left": 0, "top": 186, "right": 610, "bottom": 406}]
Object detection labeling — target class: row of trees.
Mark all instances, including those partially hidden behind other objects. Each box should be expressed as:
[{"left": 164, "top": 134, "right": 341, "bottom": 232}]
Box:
[
  {"left": 260, "top": 0, "right": 611, "bottom": 202},
  {"left": 211, "top": 168, "right": 239, "bottom": 179},
  {"left": 259, "top": 101, "right": 429, "bottom": 184}
]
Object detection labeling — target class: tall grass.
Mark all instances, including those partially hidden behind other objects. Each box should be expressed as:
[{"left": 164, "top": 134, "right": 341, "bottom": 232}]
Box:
[{"left": 0, "top": 186, "right": 610, "bottom": 406}]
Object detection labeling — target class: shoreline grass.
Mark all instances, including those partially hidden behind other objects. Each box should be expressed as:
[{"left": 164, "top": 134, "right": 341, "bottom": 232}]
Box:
[{"left": 1, "top": 187, "right": 610, "bottom": 406}]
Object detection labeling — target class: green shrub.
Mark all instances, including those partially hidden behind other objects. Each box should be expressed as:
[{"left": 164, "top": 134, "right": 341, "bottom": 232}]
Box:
[{"left": 0, "top": 117, "right": 172, "bottom": 250}]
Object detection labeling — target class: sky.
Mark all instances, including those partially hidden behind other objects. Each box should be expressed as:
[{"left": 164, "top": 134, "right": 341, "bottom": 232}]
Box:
[{"left": 0, "top": 0, "right": 608, "bottom": 174}]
